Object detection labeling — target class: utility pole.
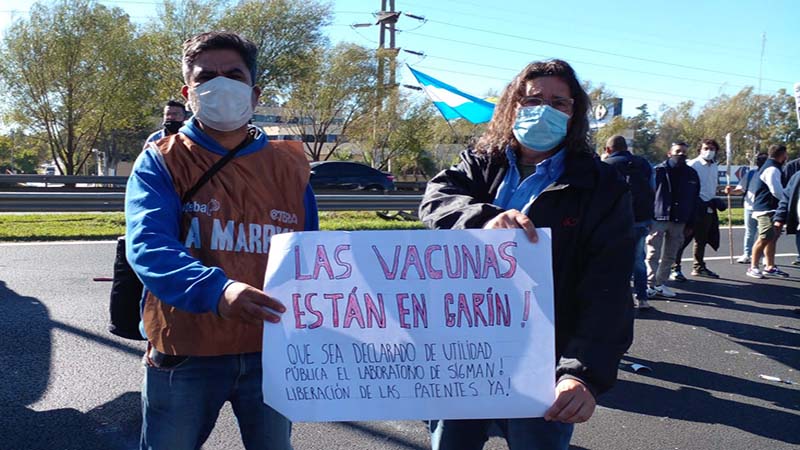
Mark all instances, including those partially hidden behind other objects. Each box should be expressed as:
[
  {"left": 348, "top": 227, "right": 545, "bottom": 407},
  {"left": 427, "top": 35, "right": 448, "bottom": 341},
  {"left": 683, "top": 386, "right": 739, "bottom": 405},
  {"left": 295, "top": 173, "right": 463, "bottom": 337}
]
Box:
[
  {"left": 754, "top": 32, "right": 766, "bottom": 160},
  {"left": 374, "top": 0, "right": 400, "bottom": 171}
]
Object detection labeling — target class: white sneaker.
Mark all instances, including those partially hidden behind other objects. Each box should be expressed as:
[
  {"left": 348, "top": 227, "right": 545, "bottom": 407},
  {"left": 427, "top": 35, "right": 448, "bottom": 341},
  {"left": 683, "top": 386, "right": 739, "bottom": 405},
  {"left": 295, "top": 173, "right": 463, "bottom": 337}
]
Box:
[
  {"left": 736, "top": 255, "right": 751, "bottom": 264},
  {"left": 635, "top": 298, "right": 653, "bottom": 310},
  {"left": 646, "top": 287, "right": 658, "bottom": 298},
  {"left": 652, "top": 285, "right": 677, "bottom": 298},
  {"left": 746, "top": 267, "right": 764, "bottom": 279}
]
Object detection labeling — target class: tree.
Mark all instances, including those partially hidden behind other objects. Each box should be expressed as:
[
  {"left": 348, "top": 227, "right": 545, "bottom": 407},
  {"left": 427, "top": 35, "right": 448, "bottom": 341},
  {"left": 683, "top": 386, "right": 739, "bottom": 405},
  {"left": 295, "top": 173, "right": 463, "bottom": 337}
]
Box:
[
  {"left": 654, "top": 88, "right": 798, "bottom": 165},
  {"left": 0, "top": 0, "right": 153, "bottom": 175},
  {"left": 142, "top": 0, "right": 227, "bottom": 103},
  {"left": 385, "top": 102, "right": 437, "bottom": 178},
  {"left": 655, "top": 100, "right": 698, "bottom": 157},
  {"left": 217, "top": 0, "right": 332, "bottom": 101},
  {"left": 759, "top": 89, "right": 799, "bottom": 159},
  {"left": 284, "top": 43, "right": 377, "bottom": 161}
]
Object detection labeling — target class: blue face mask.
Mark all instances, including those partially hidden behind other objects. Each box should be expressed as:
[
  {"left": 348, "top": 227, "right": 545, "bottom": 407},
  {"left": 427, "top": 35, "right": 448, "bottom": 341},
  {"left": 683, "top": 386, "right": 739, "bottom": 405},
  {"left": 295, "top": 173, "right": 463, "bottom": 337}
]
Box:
[{"left": 512, "top": 105, "right": 569, "bottom": 152}]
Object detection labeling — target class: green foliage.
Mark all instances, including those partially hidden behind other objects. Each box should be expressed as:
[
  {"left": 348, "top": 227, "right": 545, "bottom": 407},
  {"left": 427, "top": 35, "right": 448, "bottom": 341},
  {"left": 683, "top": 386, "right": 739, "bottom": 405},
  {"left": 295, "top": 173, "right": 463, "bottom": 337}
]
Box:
[
  {"left": 284, "top": 42, "right": 377, "bottom": 161},
  {"left": 386, "top": 102, "right": 438, "bottom": 177},
  {"left": 655, "top": 87, "right": 797, "bottom": 164},
  {"left": 141, "top": 0, "right": 228, "bottom": 102},
  {"left": 144, "top": 0, "right": 332, "bottom": 103},
  {"left": 217, "top": 0, "right": 332, "bottom": 100},
  {"left": 0, "top": 213, "right": 126, "bottom": 241},
  {"left": 0, "top": 0, "right": 153, "bottom": 175}
]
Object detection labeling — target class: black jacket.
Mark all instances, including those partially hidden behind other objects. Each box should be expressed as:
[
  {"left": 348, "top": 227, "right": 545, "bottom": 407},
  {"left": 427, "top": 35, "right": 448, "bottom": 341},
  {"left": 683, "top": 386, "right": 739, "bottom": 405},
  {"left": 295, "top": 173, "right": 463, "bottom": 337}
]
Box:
[
  {"left": 652, "top": 160, "right": 701, "bottom": 224},
  {"left": 604, "top": 150, "right": 655, "bottom": 223},
  {"left": 775, "top": 171, "right": 800, "bottom": 235},
  {"left": 783, "top": 157, "right": 800, "bottom": 186},
  {"left": 419, "top": 149, "right": 635, "bottom": 397}
]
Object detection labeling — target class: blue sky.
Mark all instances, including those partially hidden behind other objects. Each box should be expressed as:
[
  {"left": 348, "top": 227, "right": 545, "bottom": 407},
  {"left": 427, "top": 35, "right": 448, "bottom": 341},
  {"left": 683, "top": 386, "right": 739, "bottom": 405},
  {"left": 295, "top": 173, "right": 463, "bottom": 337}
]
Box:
[{"left": 1, "top": 0, "right": 797, "bottom": 117}]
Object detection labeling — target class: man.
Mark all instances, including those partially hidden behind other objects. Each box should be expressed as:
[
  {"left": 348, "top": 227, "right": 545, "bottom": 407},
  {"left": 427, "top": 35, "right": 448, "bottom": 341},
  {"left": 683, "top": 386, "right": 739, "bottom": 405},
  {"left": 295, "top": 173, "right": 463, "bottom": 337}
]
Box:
[
  {"left": 646, "top": 142, "right": 700, "bottom": 299},
  {"left": 774, "top": 169, "right": 800, "bottom": 261},
  {"left": 672, "top": 139, "right": 721, "bottom": 280},
  {"left": 145, "top": 100, "right": 188, "bottom": 144},
  {"left": 725, "top": 152, "right": 768, "bottom": 264},
  {"left": 125, "top": 32, "right": 318, "bottom": 449},
  {"left": 419, "top": 59, "right": 633, "bottom": 449},
  {"left": 746, "top": 144, "right": 789, "bottom": 278},
  {"left": 603, "top": 135, "right": 654, "bottom": 309},
  {"left": 781, "top": 154, "right": 800, "bottom": 265}
]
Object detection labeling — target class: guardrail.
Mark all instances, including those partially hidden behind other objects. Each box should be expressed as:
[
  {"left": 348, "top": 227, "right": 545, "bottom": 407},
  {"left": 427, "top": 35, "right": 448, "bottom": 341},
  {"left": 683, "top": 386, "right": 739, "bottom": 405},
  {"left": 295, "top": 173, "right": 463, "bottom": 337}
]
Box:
[
  {"left": 0, "top": 192, "right": 424, "bottom": 212},
  {"left": 0, "top": 175, "right": 743, "bottom": 212}
]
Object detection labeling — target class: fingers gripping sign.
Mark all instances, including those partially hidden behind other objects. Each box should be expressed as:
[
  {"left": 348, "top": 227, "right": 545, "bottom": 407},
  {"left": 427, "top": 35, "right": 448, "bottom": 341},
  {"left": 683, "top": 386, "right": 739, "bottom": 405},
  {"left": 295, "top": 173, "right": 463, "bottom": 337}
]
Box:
[
  {"left": 483, "top": 209, "right": 539, "bottom": 243},
  {"left": 544, "top": 378, "right": 596, "bottom": 424},
  {"left": 218, "top": 281, "right": 287, "bottom": 325}
]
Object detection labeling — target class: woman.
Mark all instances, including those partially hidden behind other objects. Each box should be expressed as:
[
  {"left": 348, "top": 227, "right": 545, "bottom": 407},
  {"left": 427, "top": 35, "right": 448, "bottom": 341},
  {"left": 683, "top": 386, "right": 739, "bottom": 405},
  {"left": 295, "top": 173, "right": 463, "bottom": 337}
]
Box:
[{"left": 420, "top": 59, "right": 634, "bottom": 450}]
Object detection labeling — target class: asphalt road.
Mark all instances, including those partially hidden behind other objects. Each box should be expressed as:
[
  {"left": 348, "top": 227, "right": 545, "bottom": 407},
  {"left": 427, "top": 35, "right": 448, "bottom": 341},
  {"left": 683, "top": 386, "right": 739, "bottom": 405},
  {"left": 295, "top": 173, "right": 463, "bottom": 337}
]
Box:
[{"left": 0, "top": 228, "right": 798, "bottom": 450}]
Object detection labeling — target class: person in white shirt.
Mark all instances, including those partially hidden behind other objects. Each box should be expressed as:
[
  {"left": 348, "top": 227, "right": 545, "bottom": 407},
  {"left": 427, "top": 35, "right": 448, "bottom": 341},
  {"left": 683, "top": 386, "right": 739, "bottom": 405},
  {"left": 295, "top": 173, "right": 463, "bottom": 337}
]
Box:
[
  {"left": 746, "top": 144, "right": 789, "bottom": 279},
  {"left": 672, "top": 139, "right": 722, "bottom": 280}
]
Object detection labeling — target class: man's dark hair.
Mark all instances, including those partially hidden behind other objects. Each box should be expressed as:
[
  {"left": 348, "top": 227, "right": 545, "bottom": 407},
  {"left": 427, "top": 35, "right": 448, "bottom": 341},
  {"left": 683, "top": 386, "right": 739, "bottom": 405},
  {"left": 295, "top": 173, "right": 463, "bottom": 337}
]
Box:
[
  {"left": 476, "top": 59, "right": 592, "bottom": 156},
  {"left": 755, "top": 152, "right": 768, "bottom": 169},
  {"left": 699, "top": 138, "right": 719, "bottom": 152},
  {"left": 768, "top": 144, "right": 787, "bottom": 159},
  {"left": 606, "top": 135, "right": 627, "bottom": 153},
  {"left": 182, "top": 31, "right": 258, "bottom": 85},
  {"left": 166, "top": 100, "right": 186, "bottom": 111}
]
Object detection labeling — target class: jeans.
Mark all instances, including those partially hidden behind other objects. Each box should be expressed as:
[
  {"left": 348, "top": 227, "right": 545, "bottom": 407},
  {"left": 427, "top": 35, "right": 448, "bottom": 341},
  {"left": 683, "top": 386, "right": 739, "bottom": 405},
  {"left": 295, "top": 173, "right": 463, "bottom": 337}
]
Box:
[
  {"left": 743, "top": 207, "right": 756, "bottom": 257},
  {"left": 430, "top": 418, "right": 574, "bottom": 450},
  {"left": 141, "top": 352, "right": 292, "bottom": 450},
  {"left": 633, "top": 223, "right": 649, "bottom": 300}
]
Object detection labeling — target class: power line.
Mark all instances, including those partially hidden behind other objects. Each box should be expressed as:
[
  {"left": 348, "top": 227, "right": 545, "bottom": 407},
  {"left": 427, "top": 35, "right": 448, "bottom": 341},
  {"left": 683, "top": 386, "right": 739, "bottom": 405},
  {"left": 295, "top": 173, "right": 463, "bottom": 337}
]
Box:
[
  {"left": 410, "top": 62, "right": 714, "bottom": 103},
  {"left": 401, "top": 30, "right": 767, "bottom": 93},
  {"left": 422, "top": 19, "right": 792, "bottom": 85},
  {"left": 399, "top": 0, "right": 765, "bottom": 64},
  {"left": 410, "top": 64, "right": 683, "bottom": 107},
  {"left": 428, "top": 0, "right": 797, "bottom": 61},
  {"left": 423, "top": 50, "right": 751, "bottom": 91}
]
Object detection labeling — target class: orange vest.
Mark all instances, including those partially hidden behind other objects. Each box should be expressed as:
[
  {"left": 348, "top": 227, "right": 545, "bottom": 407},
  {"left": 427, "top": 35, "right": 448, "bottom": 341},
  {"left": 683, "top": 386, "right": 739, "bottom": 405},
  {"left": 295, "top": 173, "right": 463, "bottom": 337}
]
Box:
[{"left": 143, "top": 134, "right": 309, "bottom": 356}]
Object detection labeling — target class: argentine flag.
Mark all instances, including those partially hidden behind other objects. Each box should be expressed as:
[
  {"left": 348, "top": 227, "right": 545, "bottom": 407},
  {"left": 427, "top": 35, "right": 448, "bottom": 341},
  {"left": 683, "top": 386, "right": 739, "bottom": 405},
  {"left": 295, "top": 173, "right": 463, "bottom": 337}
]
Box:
[{"left": 408, "top": 66, "right": 495, "bottom": 124}]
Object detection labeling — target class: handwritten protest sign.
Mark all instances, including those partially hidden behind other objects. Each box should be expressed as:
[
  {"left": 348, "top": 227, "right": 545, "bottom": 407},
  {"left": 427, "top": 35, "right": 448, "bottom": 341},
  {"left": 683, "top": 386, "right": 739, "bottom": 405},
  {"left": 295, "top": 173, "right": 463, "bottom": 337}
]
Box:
[{"left": 262, "top": 229, "right": 555, "bottom": 422}]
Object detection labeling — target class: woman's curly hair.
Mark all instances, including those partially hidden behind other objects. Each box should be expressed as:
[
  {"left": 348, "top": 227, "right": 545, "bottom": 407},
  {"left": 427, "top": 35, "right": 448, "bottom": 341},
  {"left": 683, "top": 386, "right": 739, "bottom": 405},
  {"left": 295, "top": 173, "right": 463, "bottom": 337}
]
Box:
[{"left": 475, "top": 59, "right": 592, "bottom": 157}]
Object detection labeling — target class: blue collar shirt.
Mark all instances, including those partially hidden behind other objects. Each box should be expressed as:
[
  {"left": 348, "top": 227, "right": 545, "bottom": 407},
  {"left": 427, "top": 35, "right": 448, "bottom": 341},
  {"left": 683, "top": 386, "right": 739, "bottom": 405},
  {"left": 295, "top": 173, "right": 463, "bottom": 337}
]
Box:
[{"left": 493, "top": 146, "right": 566, "bottom": 215}]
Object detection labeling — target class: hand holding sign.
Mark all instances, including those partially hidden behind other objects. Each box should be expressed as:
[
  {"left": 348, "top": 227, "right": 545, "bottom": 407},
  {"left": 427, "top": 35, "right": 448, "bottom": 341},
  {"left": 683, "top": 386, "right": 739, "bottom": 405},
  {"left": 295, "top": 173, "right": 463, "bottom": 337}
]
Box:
[{"left": 218, "top": 281, "right": 286, "bottom": 324}]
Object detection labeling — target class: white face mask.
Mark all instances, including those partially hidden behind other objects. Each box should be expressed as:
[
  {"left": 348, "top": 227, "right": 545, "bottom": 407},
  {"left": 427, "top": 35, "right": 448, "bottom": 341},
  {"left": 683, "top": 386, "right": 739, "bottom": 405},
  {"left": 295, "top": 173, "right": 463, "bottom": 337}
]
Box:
[
  {"left": 188, "top": 76, "right": 254, "bottom": 132},
  {"left": 700, "top": 149, "right": 715, "bottom": 161}
]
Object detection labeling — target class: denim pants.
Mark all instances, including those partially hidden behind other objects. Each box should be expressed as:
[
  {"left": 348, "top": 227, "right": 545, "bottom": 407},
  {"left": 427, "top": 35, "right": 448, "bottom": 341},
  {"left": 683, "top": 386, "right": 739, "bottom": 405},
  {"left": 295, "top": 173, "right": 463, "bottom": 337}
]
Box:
[
  {"left": 141, "top": 352, "right": 292, "bottom": 450},
  {"left": 430, "top": 418, "right": 574, "bottom": 450},
  {"left": 742, "top": 207, "right": 756, "bottom": 257},
  {"left": 633, "top": 223, "right": 650, "bottom": 300}
]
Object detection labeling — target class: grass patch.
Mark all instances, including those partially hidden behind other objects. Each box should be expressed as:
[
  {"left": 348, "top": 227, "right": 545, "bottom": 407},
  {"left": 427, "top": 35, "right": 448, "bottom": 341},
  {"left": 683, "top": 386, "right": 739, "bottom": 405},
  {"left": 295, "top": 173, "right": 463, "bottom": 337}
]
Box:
[
  {"left": 722, "top": 208, "right": 745, "bottom": 226},
  {"left": 0, "top": 211, "right": 423, "bottom": 241},
  {"left": 0, "top": 208, "right": 746, "bottom": 242},
  {"left": 0, "top": 213, "right": 126, "bottom": 241}
]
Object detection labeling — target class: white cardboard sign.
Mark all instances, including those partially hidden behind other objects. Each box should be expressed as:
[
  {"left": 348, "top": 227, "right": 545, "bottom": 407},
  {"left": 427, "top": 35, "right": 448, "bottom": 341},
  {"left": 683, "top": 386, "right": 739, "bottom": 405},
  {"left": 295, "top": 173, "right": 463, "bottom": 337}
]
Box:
[{"left": 262, "top": 229, "right": 555, "bottom": 422}]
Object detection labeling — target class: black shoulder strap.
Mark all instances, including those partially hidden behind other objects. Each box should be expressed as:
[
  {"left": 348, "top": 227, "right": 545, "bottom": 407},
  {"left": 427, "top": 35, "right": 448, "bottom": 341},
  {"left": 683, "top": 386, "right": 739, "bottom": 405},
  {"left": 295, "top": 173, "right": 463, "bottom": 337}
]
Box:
[{"left": 181, "top": 137, "right": 252, "bottom": 203}]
